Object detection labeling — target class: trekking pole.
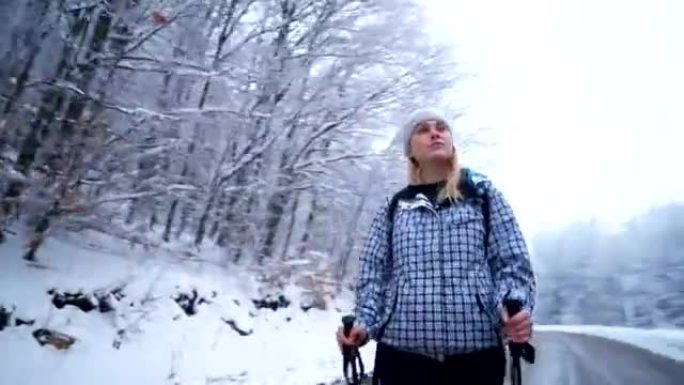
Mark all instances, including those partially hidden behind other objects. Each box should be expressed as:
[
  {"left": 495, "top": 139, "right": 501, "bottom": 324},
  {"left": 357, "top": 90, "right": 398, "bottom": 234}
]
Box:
[
  {"left": 504, "top": 299, "right": 523, "bottom": 385},
  {"left": 341, "top": 315, "right": 365, "bottom": 385},
  {"left": 503, "top": 299, "right": 536, "bottom": 385}
]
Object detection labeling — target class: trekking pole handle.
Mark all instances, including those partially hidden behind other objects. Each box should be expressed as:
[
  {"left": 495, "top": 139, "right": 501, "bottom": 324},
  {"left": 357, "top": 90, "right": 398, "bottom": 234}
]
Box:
[
  {"left": 503, "top": 298, "right": 524, "bottom": 355},
  {"left": 503, "top": 299, "right": 522, "bottom": 317},
  {"left": 342, "top": 315, "right": 355, "bottom": 337}
]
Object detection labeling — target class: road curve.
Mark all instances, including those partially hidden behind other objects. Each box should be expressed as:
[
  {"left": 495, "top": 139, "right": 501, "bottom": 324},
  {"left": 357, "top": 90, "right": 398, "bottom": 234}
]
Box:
[{"left": 516, "top": 331, "right": 684, "bottom": 385}]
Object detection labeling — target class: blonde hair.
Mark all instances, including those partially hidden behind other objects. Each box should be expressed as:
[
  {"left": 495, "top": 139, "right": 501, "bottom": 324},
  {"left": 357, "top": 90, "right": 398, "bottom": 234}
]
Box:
[{"left": 408, "top": 148, "right": 463, "bottom": 203}]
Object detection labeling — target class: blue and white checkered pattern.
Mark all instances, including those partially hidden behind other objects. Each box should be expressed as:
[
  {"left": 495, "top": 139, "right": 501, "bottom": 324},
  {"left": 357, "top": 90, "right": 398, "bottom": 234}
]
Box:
[{"left": 354, "top": 177, "right": 536, "bottom": 359}]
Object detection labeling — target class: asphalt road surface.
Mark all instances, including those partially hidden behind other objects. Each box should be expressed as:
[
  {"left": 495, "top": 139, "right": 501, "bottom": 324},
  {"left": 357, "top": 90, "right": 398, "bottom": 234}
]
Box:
[
  {"left": 332, "top": 331, "right": 684, "bottom": 385},
  {"left": 514, "top": 331, "right": 684, "bottom": 385}
]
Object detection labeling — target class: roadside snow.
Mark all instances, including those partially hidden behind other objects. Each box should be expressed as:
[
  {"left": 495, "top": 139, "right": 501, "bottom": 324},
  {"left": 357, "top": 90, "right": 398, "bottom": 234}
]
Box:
[{"left": 0, "top": 230, "right": 368, "bottom": 385}]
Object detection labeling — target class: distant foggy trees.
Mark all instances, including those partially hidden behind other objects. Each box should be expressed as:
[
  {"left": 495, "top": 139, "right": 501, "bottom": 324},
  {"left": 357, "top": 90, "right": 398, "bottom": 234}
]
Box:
[{"left": 533, "top": 203, "right": 684, "bottom": 328}]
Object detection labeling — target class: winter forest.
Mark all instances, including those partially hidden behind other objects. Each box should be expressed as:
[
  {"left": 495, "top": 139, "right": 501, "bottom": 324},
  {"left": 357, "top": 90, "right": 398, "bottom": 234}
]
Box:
[
  {"left": 0, "top": 0, "right": 682, "bottom": 373},
  {"left": 0, "top": 0, "right": 451, "bottom": 276}
]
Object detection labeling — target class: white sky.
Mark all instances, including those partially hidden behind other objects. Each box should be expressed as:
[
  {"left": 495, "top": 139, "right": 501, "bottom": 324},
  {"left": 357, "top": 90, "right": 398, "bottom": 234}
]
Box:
[{"left": 419, "top": 0, "right": 684, "bottom": 237}]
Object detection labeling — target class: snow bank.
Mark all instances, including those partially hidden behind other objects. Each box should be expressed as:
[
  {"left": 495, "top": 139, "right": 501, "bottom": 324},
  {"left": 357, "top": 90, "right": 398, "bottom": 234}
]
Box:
[{"left": 0, "top": 230, "right": 369, "bottom": 385}]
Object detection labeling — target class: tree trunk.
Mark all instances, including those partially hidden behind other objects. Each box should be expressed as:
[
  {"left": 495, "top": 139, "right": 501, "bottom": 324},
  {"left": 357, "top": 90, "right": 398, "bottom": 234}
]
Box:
[
  {"left": 0, "top": 0, "right": 51, "bottom": 115},
  {"left": 194, "top": 189, "right": 219, "bottom": 246},
  {"left": 162, "top": 200, "right": 178, "bottom": 242},
  {"left": 335, "top": 172, "right": 374, "bottom": 282},
  {"left": 297, "top": 191, "right": 319, "bottom": 258},
  {"left": 259, "top": 189, "right": 287, "bottom": 261},
  {"left": 280, "top": 194, "right": 300, "bottom": 259}
]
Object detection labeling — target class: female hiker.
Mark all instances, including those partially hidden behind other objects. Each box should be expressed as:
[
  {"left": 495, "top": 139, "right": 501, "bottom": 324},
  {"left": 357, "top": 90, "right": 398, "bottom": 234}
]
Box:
[{"left": 337, "top": 109, "right": 536, "bottom": 385}]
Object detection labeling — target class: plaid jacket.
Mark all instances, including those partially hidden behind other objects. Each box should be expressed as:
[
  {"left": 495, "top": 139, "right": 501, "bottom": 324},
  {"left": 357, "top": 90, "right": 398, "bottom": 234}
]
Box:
[{"left": 354, "top": 175, "right": 536, "bottom": 359}]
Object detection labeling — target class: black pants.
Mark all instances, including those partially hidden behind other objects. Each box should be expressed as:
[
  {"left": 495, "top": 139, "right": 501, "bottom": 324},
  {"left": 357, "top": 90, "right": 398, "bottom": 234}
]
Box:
[{"left": 373, "top": 343, "right": 506, "bottom": 385}]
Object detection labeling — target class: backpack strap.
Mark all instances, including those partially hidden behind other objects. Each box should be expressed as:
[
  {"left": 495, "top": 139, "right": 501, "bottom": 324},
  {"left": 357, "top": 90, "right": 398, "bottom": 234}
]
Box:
[
  {"left": 384, "top": 186, "right": 412, "bottom": 267},
  {"left": 458, "top": 167, "right": 491, "bottom": 255}
]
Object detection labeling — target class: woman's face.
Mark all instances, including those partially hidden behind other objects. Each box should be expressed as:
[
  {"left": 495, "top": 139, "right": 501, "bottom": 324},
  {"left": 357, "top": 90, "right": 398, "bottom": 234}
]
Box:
[{"left": 409, "top": 120, "right": 453, "bottom": 164}]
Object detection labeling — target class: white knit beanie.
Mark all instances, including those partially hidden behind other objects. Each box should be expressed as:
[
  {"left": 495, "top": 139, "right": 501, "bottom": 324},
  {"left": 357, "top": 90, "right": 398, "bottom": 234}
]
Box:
[{"left": 401, "top": 108, "right": 452, "bottom": 157}]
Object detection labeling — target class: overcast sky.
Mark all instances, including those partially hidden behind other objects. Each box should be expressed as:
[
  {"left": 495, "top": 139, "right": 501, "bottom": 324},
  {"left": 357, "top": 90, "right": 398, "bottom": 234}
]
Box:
[{"left": 418, "top": 0, "right": 684, "bottom": 237}]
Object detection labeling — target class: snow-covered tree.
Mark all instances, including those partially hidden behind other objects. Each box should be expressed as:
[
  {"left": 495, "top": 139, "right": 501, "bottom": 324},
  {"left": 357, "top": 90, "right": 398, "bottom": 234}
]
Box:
[{"left": 0, "top": 0, "right": 459, "bottom": 280}]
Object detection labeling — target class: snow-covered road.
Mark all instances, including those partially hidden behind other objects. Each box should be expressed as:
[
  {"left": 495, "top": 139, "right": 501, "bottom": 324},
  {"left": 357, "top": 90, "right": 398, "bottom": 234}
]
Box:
[{"left": 516, "top": 331, "right": 684, "bottom": 385}]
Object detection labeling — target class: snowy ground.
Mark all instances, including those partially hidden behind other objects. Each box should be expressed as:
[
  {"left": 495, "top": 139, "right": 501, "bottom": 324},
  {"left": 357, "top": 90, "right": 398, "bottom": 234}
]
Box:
[
  {"left": 0, "top": 228, "right": 682, "bottom": 385},
  {"left": 0, "top": 229, "right": 371, "bottom": 385}
]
